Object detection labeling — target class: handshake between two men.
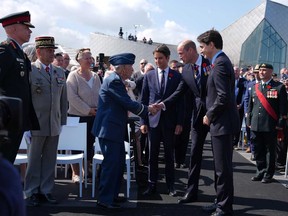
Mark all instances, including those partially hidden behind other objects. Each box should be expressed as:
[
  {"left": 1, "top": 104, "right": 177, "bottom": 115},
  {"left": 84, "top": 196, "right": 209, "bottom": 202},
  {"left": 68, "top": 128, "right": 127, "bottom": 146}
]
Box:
[
  {"left": 147, "top": 102, "right": 211, "bottom": 126},
  {"left": 147, "top": 102, "right": 165, "bottom": 116}
]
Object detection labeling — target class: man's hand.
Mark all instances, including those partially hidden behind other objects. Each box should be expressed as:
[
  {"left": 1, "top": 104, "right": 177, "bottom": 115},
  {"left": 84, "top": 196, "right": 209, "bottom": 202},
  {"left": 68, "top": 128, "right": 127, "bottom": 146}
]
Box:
[
  {"left": 152, "top": 102, "right": 165, "bottom": 111},
  {"left": 203, "top": 115, "right": 210, "bottom": 126},
  {"left": 148, "top": 105, "right": 158, "bottom": 115},
  {"left": 140, "top": 125, "right": 148, "bottom": 134},
  {"left": 174, "top": 125, "right": 183, "bottom": 135}
]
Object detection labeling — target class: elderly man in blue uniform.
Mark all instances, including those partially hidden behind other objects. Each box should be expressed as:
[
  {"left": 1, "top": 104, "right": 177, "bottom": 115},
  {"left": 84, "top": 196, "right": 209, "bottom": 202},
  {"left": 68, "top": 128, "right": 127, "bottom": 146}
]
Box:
[
  {"left": 247, "top": 63, "right": 287, "bottom": 183},
  {"left": 0, "top": 11, "right": 39, "bottom": 163},
  {"left": 92, "top": 53, "right": 155, "bottom": 209}
]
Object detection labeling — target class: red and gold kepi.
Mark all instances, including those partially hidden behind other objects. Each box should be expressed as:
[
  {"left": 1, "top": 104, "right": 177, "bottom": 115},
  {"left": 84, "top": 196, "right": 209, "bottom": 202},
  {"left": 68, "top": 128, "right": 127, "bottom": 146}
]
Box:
[
  {"left": 35, "top": 36, "right": 58, "bottom": 49},
  {"left": 0, "top": 11, "right": 35, "bottom": 28}
]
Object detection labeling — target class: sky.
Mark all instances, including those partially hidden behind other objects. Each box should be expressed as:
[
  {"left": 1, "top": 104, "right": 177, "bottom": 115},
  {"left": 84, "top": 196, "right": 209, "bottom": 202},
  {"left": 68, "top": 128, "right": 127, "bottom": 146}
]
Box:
[{"left": 0, "top": 0, "right": 286, "bottom": 49}]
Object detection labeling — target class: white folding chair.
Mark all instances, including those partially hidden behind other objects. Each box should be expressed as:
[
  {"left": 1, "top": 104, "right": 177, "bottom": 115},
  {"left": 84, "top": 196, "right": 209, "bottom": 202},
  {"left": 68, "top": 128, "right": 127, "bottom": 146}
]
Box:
[
  {"left": 56, "top": 122, "right": 87, "bottom": 197},
  {"left": 124, "top": 140, "right": 132, "bottom": 198},
  {"left": 91, "top": 138, "right": 132, "bottom": 198},
  {"left": 127, "top": 123, "right": 136, "bottom": 178},
  {"left": 55, "top": 116, "right": 80, "bottom": 179},
  {"left": 14, "top": 135, "right": 28, "bottom": 165},
  {"left": 91, "top": 138, "right": 103, "bottom": 198}
]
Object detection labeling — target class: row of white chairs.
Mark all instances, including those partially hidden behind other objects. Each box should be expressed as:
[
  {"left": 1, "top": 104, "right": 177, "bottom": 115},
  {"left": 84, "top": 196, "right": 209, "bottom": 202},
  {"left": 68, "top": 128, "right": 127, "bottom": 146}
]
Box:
[{"left": 14, "top": 118, "right": 135, "bottom": 198}]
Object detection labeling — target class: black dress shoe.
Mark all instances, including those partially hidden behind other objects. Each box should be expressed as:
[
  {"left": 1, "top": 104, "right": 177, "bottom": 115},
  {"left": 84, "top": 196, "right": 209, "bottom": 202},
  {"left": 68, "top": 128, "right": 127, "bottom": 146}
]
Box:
[
  {"left": 113, "top": 196, "right": 127, "bottom": 203},
  {"left": 180, "top": 164, "right": 186, "bottom": 169},
  {"left": 202, "top": 203, "right": 217, "bottom": 213},
  {"left": 175, "top": 163, "right": 180, "bottom": 168},
  {"left": 42, "top": 194, "right": 58, "bottom": 204},
  {"left": 211, "top": 210, "right": 233, "bottom": 216},
  {"left": 168, "top": 186, "right": 177, "bottom": 197},
  {"left": 97, "top": 201, "right": 121, "bottom": 209},
  {"left": 26, "top": 194, "right": 40, "bottom": 207},
  {"left": 143, "top": 185, "right": 157, "bottom": 195},
  {"left": 261, "top": 178, "right": 272, "bottom": 183},
  {"left": 251, "top": 176, "right": 263, "bottom": 181},
  {"left": 178, "top": 193, "right": 197, "bottom": 204}
]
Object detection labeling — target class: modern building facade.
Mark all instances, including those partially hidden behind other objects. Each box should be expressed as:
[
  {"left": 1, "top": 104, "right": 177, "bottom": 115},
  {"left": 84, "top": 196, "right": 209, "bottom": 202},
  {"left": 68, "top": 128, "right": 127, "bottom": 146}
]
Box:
[{"left": 221, "top": 0, "right": 288, "bottom": 74}]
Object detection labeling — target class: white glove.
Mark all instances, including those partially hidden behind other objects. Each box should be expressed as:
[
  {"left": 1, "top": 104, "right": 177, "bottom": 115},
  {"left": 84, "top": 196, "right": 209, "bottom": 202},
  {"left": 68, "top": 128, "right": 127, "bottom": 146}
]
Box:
[{"left": 24, "top": 131, "right": 31, "bottom": 145}]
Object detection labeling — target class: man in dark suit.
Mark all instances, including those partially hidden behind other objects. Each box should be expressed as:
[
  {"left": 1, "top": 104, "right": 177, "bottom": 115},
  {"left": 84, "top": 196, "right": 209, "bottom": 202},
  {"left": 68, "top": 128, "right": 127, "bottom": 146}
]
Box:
[
  {"left": 131, "top": 58, "right": 148, "bottom": 100},
  {"left": 159, "top": 40, "right": 211, "bottom": 203},
  {"left": 141, "top": 44, "right": 184, "bottom": 196},
  {"left": 233, "top": 66, "right": 247, "bottom": 148},
  {"left": 198, "top": 30, "right": 239, "bottom": 216},
  {"left": 0, "top": 11, "right": 39, "bottom": 163},
  {"left": 247, "top": 63, "right": 287, "bottom": 183},
  {"left": 92, "top": 53, "right": 155, "bottom": 209}
]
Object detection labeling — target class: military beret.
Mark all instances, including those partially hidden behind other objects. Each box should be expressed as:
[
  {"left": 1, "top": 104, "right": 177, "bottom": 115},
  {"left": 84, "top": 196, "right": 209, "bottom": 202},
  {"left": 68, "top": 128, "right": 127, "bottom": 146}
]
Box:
[
  {"left": 0, "top": 11, "right": 34, "bottom": 28},
  {"left": 35, "top": 36, "right": 58, "bottom": 49},
  {"left": 253, "top": 64, "right": 260, "bottom": 73},
  {"left": 259, "top": 63, "right": 273, "bottom": 70},
  {"left": 109, "top": 53, "right": 135, "bottom": 66}
]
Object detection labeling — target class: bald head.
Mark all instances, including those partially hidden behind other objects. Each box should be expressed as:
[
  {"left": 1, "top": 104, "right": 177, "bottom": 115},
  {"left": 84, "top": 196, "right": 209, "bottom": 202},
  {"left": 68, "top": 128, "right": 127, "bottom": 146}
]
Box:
[{"left": 177, "top": 40, "right": 198, "bottom": 64}]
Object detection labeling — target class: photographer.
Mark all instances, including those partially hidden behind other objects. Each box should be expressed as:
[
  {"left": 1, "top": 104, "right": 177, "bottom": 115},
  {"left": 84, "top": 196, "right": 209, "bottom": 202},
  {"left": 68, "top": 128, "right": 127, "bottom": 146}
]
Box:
[{"left": 0, "top": 11, "right": 39, "bottom": 163}]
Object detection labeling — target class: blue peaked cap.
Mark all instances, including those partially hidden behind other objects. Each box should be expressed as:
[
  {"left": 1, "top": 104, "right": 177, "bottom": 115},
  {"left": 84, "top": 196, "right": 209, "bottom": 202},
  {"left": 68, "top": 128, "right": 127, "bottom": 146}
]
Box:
[{"left": 109, "top": 53, "right": 135, "bottom": 66}]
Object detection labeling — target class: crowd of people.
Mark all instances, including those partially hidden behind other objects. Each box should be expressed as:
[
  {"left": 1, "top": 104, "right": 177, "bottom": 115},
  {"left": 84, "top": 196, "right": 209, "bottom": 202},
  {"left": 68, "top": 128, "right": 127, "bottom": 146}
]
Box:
[{"left": 0, "top": 10, "right": 288, "bottom": 216}]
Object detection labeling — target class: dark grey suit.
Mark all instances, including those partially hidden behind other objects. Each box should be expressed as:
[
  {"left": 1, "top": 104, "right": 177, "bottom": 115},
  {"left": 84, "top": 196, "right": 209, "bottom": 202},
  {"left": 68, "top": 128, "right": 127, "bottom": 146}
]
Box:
[{"left": 163, "top": 56, "right": 211, "bottom": 200}]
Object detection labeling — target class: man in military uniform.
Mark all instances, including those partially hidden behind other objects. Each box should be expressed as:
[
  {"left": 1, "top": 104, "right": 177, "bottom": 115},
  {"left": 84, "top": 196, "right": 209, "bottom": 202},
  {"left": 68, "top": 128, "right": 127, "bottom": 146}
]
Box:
[
  {"left": 24, "top": 36, "right": 67, "bottom": 206},
  {"left": 247, "top": 63, "right": 287, "bottom": 183},
  {"left": 0, "top": 11, "right": 39, "bottom": 163}
]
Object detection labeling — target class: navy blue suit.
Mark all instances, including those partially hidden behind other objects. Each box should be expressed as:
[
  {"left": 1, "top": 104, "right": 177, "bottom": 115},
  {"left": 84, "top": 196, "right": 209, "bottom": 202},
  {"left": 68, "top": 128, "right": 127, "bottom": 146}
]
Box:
[
  {"left": 92, "top": 72, "right": 148, "bottom": 205},
  {"left": 163, "top": 56, "right": 211, "bottom": 199},
  {"left": 141, "top": 68, "right": 184, "bottom": 189},
  {"left": 233, "top": 77, "right": 247, "bottom": 146},
  {"left": 243, "top": 79, "right": 257, "bottom": 152},
  {"left": 206, "top": 52, "right": 239, "bottom": 214}
]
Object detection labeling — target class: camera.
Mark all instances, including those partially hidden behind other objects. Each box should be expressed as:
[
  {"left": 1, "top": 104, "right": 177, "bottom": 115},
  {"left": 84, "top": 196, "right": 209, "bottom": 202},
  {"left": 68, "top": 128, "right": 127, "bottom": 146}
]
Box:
[
  {"left": 98, "top": 53, "right": 105, "bottom": 71},
  {"left": 0, "top": 96, "right": 22, "bottom": 136}
]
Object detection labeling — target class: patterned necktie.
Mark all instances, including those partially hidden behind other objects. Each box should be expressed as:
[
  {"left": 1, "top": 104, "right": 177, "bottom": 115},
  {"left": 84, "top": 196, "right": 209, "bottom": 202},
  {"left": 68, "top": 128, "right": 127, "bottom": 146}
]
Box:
[
  {"left": 160, "top": 70, "right": 165, "bottom": 95},
  {"left": 45, "top": 66, "right": 50, "bottom": 75},
  {"left": 194, "top": 64, "right": 200, "bottom": 89}
]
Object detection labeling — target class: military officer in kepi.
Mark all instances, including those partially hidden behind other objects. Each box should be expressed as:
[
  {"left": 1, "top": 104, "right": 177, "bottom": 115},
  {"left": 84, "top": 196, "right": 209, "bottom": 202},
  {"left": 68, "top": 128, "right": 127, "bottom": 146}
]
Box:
[
  {"left": 247, "top": 63, "right": 287, "bottom": 184},
  {"left": 24, "top": 36, "right": 67, "bottom": 207},
  {"left": 0, "top": 11, "right": 39, "bottom": 163}
]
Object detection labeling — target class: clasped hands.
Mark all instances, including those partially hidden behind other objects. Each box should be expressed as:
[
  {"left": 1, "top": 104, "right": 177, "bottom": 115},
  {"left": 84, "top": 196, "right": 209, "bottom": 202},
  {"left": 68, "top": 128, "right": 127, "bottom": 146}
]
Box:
[{"left": 147, "top": 102, "right": 164, "bottom": 115}]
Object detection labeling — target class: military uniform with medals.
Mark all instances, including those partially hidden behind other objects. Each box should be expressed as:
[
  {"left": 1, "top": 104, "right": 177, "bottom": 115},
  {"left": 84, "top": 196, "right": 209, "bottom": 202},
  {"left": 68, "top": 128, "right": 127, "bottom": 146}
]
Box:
[
  {"left": 0, "top": 11, "right": 39, "bottom": 163},
  {"left": 247, "top": 63, "right": 287, "bottom": 182}
]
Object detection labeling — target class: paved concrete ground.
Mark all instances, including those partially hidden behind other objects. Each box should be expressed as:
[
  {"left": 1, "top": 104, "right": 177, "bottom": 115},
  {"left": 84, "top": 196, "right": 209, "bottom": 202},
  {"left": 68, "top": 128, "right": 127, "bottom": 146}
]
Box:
[{"left": 27, "top": 139, "right": 288, "bottom": 216}]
